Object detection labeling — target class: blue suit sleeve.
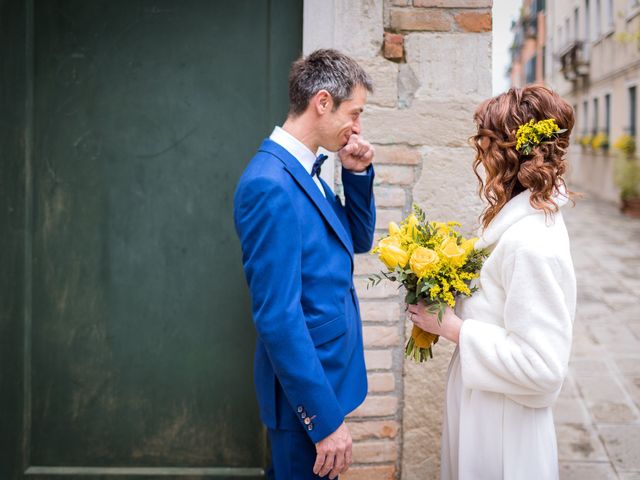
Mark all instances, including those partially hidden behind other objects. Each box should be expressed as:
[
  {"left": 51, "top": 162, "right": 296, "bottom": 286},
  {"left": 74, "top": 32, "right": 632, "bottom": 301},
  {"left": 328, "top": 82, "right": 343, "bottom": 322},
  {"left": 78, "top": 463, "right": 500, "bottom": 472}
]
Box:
[
  {"left": 342, "top": 165, "right": 376, "bottom": 253},
  {"left": 234, "top": 176, "right": 345, "bottom": 443}
]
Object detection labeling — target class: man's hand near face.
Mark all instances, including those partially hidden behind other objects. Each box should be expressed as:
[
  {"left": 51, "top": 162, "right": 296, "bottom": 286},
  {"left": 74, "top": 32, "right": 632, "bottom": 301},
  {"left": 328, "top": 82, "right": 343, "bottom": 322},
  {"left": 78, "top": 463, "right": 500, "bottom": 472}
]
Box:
[{"left": 338, "top": 134, "right": 374, "bottom": 173}]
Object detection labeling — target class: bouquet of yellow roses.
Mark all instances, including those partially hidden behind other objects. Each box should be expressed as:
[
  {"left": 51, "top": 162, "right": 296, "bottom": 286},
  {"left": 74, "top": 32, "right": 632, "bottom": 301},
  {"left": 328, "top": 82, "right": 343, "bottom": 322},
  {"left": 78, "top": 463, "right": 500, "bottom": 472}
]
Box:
[{"left": 369, "top": 205, "right": 488, "bottom": 362}]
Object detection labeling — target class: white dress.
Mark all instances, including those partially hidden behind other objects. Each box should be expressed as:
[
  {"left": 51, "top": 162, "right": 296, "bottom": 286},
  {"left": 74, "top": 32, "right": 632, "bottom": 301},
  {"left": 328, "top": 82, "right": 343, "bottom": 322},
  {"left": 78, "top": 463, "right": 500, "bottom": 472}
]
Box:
[{"left": 440, "top": 189, "right": 576, "bottom": 480}]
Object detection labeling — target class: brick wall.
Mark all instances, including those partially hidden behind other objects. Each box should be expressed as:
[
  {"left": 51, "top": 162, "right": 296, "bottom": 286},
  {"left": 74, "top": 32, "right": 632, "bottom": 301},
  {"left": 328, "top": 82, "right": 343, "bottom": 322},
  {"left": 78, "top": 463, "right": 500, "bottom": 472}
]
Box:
[{"left": 328, "top": 1, "right": 492, "bottom": 479}]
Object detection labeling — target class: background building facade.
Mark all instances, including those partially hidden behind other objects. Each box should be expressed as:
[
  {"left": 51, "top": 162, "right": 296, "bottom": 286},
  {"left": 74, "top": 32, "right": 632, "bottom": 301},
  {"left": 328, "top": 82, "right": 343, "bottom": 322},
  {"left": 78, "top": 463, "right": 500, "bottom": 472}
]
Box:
[
  {"left": 545, "top": 0, "right": 640, "bottom": 203},
  {"left": 510, "top": 0, "right": 547, "bottom": 87}
]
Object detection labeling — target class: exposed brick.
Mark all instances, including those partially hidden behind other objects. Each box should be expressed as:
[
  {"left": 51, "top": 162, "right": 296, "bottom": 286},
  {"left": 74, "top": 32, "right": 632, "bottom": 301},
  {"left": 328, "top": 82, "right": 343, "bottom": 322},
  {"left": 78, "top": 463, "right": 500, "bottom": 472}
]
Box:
[
  {"left": 375, "top": 145, "right": 421, "bottom": 165},
  {"left": 391, "top": 0, "right": 410, "bottom": 5},
  {"left": 359, "top": 301, "right": 401, "bottom": 323},
  {"left": 375, "top": 208, "right": 404, "bottom": 231},
  {"left": 374, "top": 186, "right": 407, "bottom": 208},
  {"left": 363, "top": 325, "right": 401, "bottom": 347},
  {"left": 365, "top": 349, "right": 393, "bottom": 370},
  {"left": 352, "top": 395, "right": 398, "bottom": 417},
  {"left": 390, "top": 8, "right": 452, "bottom": 32},
  {"left": 348, "top": 419, "right": 399, "bottom": 440},
  {"left": 415, "top": 0, "right": 492, "bottom": 6},
  {"left": 354, "top": 253, "right": 383, "bottom": 276},
  {"left": 353, "top": 440, "right": 398, "bottom": 463},
  {"left": 342, "top": 465, "right": 396, "bottom": 480},
  {"left": 356, "top": 277, "right": 401, "bottom": 300},
  {"left": 358, "top": 58, "right": 398, "bottom": 108},
  {"left": 454, "top": 11, "right": 492, "bottom": 32},
  {"left": 383, "top": 32, "right": 404, "bottom": 60},
  {"left": 368, "top": 372, "right": 396, "bottom": 392},
  {"left": 374, "top": 165, "right": 415, "bottom": 185}
]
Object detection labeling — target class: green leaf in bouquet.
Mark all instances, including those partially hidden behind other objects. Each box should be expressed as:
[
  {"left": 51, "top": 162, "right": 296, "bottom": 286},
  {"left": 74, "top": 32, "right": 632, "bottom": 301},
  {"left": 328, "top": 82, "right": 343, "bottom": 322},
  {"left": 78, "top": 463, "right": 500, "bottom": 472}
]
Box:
[
  {"left": 426, "top": 303, "right": 439, "bottom": 314},
  {"left": 423, "top": 301, "right": 446, "bottom": 325},
  {"left": 405, "top": 289, "right": 417, "bottom": 305},
  {"left": 412, "top": 203, "right": 426, "bottom": 224},
  {"left": 417, "top": 278, "right": 434, "bottom": 294}
]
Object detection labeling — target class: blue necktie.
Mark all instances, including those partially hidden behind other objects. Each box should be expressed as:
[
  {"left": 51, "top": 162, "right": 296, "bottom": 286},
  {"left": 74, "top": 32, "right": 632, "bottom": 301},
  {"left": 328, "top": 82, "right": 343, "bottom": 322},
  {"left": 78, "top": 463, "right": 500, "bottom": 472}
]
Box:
[{"left": 311, "top": 154, "right": 328, "bottom": 178}]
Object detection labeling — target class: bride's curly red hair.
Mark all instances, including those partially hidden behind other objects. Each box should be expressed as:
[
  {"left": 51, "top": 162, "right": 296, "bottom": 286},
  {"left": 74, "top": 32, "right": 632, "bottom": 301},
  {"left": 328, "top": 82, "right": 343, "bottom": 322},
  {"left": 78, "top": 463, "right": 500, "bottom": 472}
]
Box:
[{"left": 471, "top": 85, "right": 575, "bottom": 229}]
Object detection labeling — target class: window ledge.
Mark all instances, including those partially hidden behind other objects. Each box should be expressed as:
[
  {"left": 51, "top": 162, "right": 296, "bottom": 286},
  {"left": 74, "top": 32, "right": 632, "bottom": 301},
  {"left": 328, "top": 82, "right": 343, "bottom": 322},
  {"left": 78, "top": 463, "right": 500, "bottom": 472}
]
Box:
[{"left": 626, "top": 6, "right": 640, "bottom": 22}]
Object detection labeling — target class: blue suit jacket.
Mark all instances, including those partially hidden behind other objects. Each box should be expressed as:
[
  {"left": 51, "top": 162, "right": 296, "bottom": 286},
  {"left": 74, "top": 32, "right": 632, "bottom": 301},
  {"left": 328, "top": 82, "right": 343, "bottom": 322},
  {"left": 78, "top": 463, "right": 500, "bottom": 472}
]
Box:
[{"left": 233, "top": 139, "right": 376, "bottom": 443}]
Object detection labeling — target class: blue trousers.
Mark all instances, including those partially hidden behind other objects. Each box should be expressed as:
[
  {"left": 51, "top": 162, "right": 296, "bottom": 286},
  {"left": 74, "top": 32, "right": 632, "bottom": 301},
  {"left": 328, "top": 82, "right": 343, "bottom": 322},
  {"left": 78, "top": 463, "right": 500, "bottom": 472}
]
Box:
[{"left": 267, "top": 428, "right": 339, "bottom": 480}]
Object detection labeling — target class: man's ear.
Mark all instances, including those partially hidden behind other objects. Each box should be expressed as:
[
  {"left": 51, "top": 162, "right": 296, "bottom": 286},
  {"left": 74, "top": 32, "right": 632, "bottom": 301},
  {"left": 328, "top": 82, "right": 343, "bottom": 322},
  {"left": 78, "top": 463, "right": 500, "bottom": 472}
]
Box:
[{"left": 312, "top": 90, "right": 333, "bottom": 115}]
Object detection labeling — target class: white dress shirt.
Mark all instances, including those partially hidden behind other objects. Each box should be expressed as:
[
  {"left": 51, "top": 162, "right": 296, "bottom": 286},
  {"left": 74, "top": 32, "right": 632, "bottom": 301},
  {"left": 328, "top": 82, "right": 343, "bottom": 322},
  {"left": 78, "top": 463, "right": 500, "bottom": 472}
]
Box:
[{"left": 269, "top": 126, "right": 326, "bottom": 198}]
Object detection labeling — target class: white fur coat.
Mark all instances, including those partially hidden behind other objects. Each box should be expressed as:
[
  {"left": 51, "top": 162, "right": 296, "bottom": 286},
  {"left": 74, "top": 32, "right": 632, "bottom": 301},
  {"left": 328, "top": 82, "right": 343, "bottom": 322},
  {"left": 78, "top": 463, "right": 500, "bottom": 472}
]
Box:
[{"left": 440, "top": 188, "right": 576, "bottom": 480}]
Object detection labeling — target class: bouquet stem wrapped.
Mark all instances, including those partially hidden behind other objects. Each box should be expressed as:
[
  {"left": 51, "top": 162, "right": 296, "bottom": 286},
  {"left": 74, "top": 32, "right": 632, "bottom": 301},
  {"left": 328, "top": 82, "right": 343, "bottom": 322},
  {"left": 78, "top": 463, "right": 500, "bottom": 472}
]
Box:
[{"left": 369, "top": 205, "right": 488, "bottom": 362}]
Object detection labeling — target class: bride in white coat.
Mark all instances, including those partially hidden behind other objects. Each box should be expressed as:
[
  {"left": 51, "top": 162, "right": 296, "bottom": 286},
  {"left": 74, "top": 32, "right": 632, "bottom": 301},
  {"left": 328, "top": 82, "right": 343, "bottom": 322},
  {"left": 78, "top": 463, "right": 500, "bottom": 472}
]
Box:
[{"left": 407, "top": 85, "right": 576, "bottom": 480}]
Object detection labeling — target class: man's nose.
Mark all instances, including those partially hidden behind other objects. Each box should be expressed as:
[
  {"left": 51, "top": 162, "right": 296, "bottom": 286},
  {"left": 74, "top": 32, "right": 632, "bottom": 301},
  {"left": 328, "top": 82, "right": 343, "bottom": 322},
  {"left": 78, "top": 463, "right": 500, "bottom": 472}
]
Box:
[{"left": 352, "top": 119, "right": 361, "bottom": 135}]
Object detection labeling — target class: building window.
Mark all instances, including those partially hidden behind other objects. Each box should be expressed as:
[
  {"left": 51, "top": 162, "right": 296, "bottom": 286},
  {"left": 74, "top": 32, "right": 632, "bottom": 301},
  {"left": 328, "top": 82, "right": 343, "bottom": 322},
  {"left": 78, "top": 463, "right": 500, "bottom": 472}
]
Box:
[
  {"left": 574, "top": 7, "right": 580, "bottom": 40},
  {"left": 583, "top": 100, "right": 589, "bottom": 134},
  {"left": 585, "top": 0, "right": 591, "bottom": 53},
  {"left": 558, "top": 26, "right": 563, "bottom": 50},
  {"left": 525, "top": 55, "right": 537, "bottom": 84},
  {"left": 630, "top": 86, "right": 637, "bottom": 137},
  {"left": 606, "top": 0, "right": 614, "bottom": 28},
  {"left": 593, "top": 98, "right": 599, "bottom": 134},
  {"left": 605, "top": 94, "right": 611, "bottom": 137},
  {"left": 595, "top": 0, "right": 602, "bottom": 38}
]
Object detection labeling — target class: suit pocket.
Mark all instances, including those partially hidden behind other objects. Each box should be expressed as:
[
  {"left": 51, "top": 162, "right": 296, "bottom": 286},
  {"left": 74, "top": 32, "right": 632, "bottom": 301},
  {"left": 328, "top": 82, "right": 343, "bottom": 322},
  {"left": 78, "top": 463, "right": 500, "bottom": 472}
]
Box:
[{"left": 308, "top": 315, "right": 347, "bottom": 346}]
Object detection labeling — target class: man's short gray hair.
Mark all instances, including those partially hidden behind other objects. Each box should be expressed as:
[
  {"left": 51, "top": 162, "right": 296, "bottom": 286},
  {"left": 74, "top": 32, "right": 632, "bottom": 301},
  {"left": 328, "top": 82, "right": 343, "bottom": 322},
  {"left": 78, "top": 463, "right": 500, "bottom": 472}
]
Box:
[{"left": 288, "top": 49, "right": 373, "bottom": 116}]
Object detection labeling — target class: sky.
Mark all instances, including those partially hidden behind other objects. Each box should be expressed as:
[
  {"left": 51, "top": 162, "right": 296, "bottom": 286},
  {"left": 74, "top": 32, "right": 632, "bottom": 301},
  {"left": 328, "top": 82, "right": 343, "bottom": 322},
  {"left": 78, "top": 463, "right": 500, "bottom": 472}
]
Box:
[{"left": 492, "top": 0, "right": 524, "bottom": 95}]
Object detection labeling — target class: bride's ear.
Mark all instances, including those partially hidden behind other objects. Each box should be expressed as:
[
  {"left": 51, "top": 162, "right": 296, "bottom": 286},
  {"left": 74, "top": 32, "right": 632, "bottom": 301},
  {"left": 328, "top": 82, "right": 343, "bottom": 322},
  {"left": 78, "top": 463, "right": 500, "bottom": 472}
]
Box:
[{"left": 478, "top": 136, "right": 490, "bottom": 150}]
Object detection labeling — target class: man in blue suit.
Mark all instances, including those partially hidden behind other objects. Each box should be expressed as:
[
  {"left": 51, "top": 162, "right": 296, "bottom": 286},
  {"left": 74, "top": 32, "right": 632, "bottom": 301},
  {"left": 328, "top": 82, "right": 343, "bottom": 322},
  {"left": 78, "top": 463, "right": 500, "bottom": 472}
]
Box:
[{"left": 233, "top": 49, "right": 376, "bottom": 479}]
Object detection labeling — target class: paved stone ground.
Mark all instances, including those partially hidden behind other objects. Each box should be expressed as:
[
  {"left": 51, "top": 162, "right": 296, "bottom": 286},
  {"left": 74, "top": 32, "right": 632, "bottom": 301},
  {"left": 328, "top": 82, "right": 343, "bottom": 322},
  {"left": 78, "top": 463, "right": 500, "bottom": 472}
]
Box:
[{"left": 556, "top": 195, "right": 640, "bottom": 479}]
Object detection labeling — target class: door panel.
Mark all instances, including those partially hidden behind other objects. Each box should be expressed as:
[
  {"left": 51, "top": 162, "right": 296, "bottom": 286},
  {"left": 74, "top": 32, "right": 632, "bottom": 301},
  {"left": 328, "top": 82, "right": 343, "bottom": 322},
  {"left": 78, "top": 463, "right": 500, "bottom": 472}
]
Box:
[{"left": 0, "top": 0, "right": 302, "bottom": 477}]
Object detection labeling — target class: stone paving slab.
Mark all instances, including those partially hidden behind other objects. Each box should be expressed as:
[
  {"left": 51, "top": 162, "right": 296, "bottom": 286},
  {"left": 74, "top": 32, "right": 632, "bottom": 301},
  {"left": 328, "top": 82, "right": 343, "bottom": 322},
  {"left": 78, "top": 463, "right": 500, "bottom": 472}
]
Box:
[
  {"left": 599, "top": 425, "right": 640, "bottom": 472},
  {"left": 556, "top": 423, "right": 609, "bottom": 462},
  {"left": 560, "top": 461, "right": 618, "bottom": 479},
  {"left": 559, "top": 196, "right": 640, "bottom": 479}
]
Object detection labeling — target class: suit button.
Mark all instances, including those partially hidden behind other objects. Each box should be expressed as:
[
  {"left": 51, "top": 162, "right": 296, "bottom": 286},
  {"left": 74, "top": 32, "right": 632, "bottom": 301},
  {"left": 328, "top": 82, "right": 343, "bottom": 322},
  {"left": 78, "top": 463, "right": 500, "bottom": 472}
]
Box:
[
  {"left": 297, "top": 405, "right": 304, "bottom": 413},
  {"left": 301, "top": 412, "right": 307, "bottom": 419},
  {"left": 307, "top": 423, "right": 314, "bottom": 431},
  {"left": 304, "top": 417, "right": 311, "bottom": 425}
]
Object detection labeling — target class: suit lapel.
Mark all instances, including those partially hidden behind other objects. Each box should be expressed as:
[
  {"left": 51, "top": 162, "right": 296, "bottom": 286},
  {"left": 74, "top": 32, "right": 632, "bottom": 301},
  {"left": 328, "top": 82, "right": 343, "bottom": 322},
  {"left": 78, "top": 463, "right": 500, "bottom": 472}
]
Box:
[{"left": 258, "top": 139, "right": 354, "bottom": 258}]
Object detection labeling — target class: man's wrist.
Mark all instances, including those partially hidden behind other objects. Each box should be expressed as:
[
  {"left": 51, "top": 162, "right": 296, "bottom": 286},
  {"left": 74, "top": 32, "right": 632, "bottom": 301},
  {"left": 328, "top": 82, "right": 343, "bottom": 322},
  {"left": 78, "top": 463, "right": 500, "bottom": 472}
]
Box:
[{"left": 344, "top": 165, "right": 370, "bottom": 175}]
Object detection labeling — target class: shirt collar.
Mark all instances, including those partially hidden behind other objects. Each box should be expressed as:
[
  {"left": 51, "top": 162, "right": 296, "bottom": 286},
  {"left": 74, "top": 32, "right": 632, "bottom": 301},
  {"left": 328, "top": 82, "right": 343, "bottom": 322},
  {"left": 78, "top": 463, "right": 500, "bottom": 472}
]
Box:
[{"left": 269, "top": 126, "right": 318, "bottom": 175}]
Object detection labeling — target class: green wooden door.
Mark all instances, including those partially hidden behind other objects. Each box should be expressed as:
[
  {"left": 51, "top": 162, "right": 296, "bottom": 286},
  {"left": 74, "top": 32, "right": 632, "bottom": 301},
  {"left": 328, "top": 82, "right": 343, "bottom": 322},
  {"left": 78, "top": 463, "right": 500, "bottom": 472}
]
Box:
[{"left": 0, "top": 1, "right": 302, "bottom": 478}]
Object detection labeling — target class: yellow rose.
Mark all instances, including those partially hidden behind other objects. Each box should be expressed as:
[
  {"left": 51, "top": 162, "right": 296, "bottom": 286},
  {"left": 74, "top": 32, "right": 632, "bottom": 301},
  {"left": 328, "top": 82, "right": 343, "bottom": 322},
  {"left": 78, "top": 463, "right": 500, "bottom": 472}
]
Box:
[
  {"left": 378, "top": 236, "right": 409, "bottom": 269},
  {"left": 388, "top": 222, "right": 401, "bottom": 236},
  {"left": 440, "top": 237, "right": 466, "bottom": 266},
  {"left": 409, "top": 246, "right": 439, "bottom": 278},
  {"left": 404, "top": 214, "right": 419, "bottom": 238},
  {"left": 460, "top": 237, "right": 477, "bottom": 255},
  {"left": 432, "top": 221, "right": 449, "bottom": 236}
]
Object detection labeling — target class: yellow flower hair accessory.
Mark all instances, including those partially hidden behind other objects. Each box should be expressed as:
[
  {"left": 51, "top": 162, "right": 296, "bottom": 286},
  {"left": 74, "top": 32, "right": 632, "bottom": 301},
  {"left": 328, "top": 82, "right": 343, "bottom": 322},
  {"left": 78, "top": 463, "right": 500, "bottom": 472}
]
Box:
[{"left": 515, "top": 119, "right": 567, "bottom": 155}]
